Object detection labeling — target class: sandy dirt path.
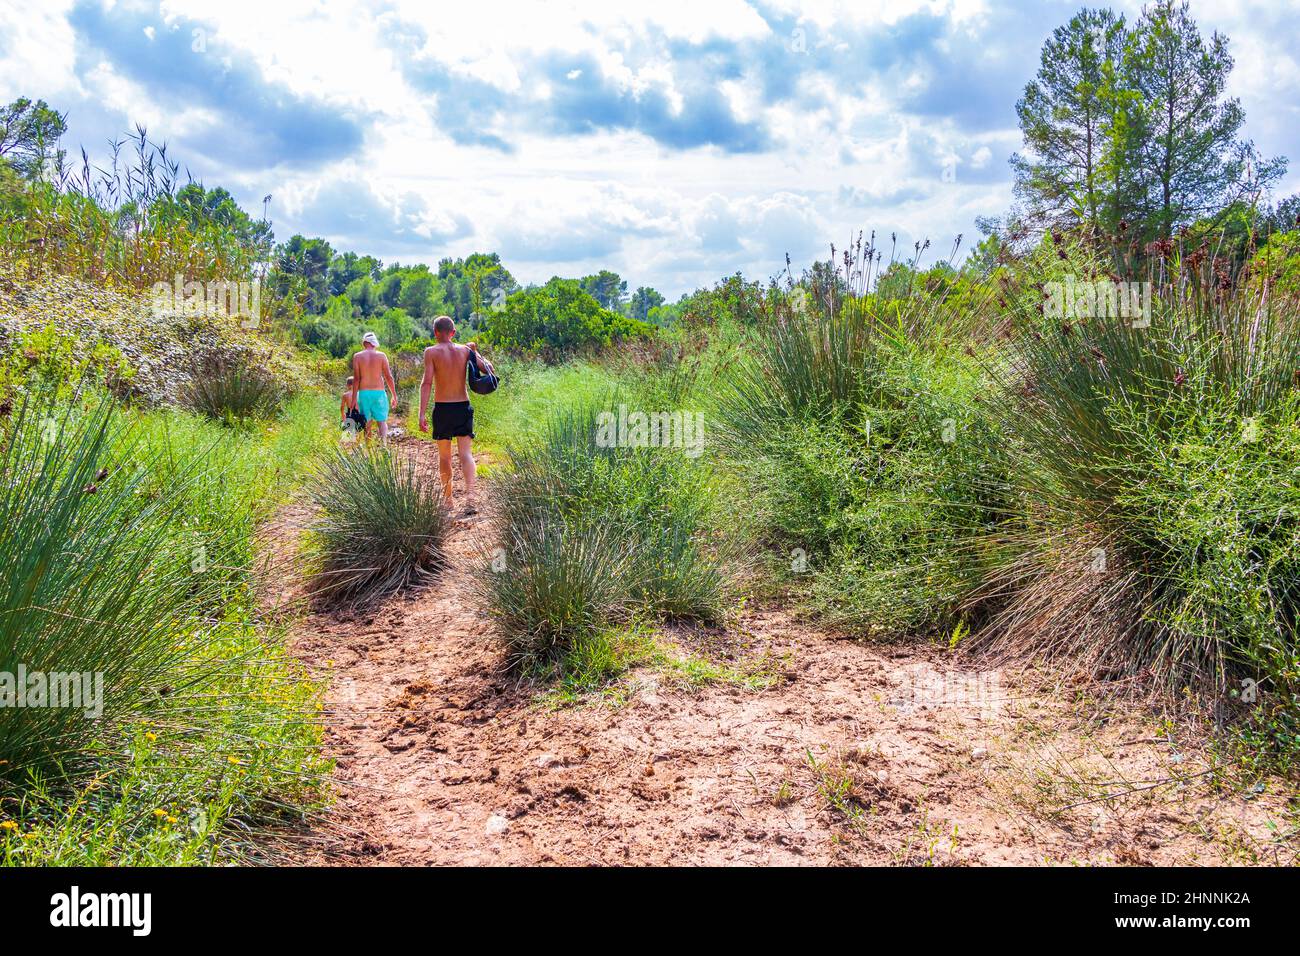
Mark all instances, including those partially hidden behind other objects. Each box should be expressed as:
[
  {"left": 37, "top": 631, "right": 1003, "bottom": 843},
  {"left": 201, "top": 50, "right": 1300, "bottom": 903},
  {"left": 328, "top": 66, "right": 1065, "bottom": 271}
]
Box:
[{"left": 271, "top": 438, "right": 1297, "bottom": 867}]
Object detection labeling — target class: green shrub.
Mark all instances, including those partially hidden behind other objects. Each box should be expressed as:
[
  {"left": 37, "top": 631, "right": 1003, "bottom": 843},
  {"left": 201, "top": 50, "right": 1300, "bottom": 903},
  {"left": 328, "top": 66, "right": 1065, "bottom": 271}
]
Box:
[
  {"left": 481, "top": 279, "right": 655, "bottom": 358},
  {"left": 979, "top": 283, "right": 1300, "bottom": 743},
  {"left": 306, "top": 445, "right": 449, "bottom": 601},
  {"left": 478, "top": 395, "right": 729, "bottom": 666},
  {"left": 0, "top": 324, "right": 133, "bottom": 402},
  {"left": 715, "top": 291, "right": 1007, "bottom": 636},
  {"left": 183, "top": 356, "right": 283, "bottom": 425}
]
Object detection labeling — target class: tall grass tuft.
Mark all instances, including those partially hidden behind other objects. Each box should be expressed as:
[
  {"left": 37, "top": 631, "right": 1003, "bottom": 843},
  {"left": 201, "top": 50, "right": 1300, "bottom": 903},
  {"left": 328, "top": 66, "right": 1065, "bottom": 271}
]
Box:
[
  {"left": 476, "top": 513, "right": 631, "bottom": 664},
  {"left": 0, "top": 390, "right": 222, "bottom": 776},
  {"left": 976, "top": 280, "right": 1300, "bottom": 725},
  {"left": 183, "top": 357, "right": 283, "bottom": 426},
  {"left": 477, "top": 394, "right": 729, "bottom": 667},
  {"left": 305, "top": 445, "right": 449, "bottom": 601}
]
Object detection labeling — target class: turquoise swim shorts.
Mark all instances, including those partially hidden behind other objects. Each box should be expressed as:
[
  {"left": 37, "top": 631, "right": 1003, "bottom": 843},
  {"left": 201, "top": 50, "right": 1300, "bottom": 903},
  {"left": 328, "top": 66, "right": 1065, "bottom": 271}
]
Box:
[{"left": 356, "top": 389, "right": 389, "bottom": 423}]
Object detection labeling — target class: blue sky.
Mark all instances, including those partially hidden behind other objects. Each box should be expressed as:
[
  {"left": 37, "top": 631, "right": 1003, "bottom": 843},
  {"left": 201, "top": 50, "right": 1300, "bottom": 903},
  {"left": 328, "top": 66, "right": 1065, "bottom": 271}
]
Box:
[{"left": 2, "top": 0, "right": 1297, "bottom": 297}]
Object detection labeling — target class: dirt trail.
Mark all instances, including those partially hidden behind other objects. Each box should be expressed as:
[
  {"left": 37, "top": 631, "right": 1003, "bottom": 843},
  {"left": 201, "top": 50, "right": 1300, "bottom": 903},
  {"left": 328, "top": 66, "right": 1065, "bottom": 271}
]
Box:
[{"left": 273, "top": 438, "right": 1296, "bottom": 866}]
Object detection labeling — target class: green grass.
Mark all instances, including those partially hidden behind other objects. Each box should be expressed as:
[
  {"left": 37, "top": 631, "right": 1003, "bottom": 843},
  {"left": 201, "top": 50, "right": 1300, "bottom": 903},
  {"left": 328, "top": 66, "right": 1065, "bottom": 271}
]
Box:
[
  {"left": 530, "top": 622, "right": 783, "bottom": 710},
  {"left": 0, "top": 391, "right": 335, "bottom": 866},
  {"left": 305, "top": 444, "right": 450, "bottom": 602},
  {"left": 476, "top": 391, "right": 733, "bottom": 670}
]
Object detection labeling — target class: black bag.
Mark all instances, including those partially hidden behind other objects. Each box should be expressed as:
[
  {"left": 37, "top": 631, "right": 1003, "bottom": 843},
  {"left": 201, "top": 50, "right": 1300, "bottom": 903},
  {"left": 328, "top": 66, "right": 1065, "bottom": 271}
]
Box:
[{"left": 467, "top": 350, "right": 499, "bottom": 395}]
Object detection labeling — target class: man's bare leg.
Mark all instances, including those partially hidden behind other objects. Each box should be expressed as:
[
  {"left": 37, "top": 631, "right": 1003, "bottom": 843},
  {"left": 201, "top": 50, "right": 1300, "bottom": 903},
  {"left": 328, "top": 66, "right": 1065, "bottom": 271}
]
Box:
[
  {"left": 457, "top": 436, "right": 477, "bottom": 511},
  {"left": 437, "top": 439, "right": 454, "bottom": 508},
  {"left": 378, "top": 419, "right": 389, "bottom": 444}
]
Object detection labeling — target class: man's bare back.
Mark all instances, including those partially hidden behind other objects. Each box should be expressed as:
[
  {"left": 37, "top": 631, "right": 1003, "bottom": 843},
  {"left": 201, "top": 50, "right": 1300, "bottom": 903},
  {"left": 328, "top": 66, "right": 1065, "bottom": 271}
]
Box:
[
  {"left": 352, "top": 347, "right": 390, "bottom": 391},
  {"left": 424, "top": 341, "right": 471, "bottom": 402},
  {"left": 418, "top": 315, "right": 495, "bottom": 513}
]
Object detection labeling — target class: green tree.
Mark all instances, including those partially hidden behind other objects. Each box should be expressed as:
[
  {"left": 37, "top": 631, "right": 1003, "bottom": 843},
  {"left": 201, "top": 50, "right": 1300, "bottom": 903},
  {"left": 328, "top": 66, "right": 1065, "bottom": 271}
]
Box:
[
  {"left": 628, "top": 286, "right": 665, "bottom": 320},
  {"left": 376, "top": 271, "right": 404, "bottom": 310},
  {"left": 398, "top": 271, "right": 438, "bottom": 318},
  {"left": 1011, "top": 8, "right": 1134, "bottom": 238},
  {"left": 580, "top": 270, "right": 627, "bottom": 310},
  {"left": 1126, "top": 0, "right": 1284, "bottom": 240},
  {"left": 345, "top": 275, "right": 377, "bottom": 316},
  {"left": 379, "top": 307, "right": 415, "bottom": 347},
  {"left": 175, "top": 183, "right": 273, "bottom": 260},
  {"left": 1265, "top": 193, "right": 1300, "bottom": 235},
  {"left": 272, "top": 235, "right": 334, "bottom": 313},
  {"left": 329, "top": 251, "right": 382, "bottom": 296},
  {"left": 1011, "top": 2, "right": 1284, "bottom": 250},
  {"left": 436, "top": 253, "right": 516, "bottom": 322},
  {"left": 0, "top": 97, "right": 67, "bottom": 179}
]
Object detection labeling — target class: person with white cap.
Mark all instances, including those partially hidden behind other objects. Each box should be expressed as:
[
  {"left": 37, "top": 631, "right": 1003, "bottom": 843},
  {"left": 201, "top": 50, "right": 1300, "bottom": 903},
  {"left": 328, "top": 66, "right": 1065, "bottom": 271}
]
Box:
[{"left": 350, "top": 331, "right": 397, "bottom": 442}]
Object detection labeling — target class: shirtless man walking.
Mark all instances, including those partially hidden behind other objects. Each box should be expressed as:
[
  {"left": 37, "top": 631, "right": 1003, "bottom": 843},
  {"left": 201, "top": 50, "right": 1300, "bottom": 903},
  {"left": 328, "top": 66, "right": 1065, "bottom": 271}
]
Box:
[
  {"left": 350, "top": 331, "right": 397, "bottom": 442},
  {"left": 418, "top": 315, "right": 493, "bottom": 512}
]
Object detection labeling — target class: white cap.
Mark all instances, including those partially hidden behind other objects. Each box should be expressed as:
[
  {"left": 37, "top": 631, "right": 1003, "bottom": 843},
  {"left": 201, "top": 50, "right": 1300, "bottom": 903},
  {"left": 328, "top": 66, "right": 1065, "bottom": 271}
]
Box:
[{"left": 362, "top": 331, "right": 379, "bottom": 347}]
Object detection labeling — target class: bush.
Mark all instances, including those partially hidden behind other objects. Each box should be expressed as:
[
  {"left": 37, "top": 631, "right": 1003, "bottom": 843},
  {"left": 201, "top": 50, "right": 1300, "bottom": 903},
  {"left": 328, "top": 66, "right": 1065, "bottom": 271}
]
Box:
[
  {"left": 477, "top": 395, "right": 729, "bottom": 667},
  {"left": 715, "top": 290, "right": 1007, "bottom": 636},
  {"left": 978, "top": 282, "right": 1300, "bottom": 737},
  {"left": 0, "top": 392, "right": 221, "bottom": 777},
  {"left": 183, "top": 357, "right": 283, "bottom": 425},
  {"left": 305, "top": 445, "right": 449, "bottom": 601},
  {"left": 481, "top": 279, "right": 655, "bottom": 358}
]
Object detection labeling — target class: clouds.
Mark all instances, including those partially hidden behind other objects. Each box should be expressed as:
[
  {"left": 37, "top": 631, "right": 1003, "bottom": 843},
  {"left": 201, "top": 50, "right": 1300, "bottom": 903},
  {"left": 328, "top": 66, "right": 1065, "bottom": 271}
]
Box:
[
  {"left": 393, "top": 25, "right": 774, "bottom": 155},
  {"left": 66, "top": 1, "right": 364, "bottom": 169},
  {"left": 532, "top": 50, "right": 771, "bottom": 153},
  {"left": 276, "top": 175, "right": 473, "bottom": 257},
  {"left": 0, "top": 0, "right": 1295, "bottom": 298}
]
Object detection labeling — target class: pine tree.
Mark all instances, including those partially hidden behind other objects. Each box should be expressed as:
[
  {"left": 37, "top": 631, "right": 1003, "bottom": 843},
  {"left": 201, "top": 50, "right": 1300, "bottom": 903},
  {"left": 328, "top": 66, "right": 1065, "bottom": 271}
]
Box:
[
  {"left": 1011, "top": 8, "right": 1130, "bottom": 237},
  {"left": 1126, "top": 0, "right": 1284, "bottom": 240},
  {"left": 1011, "top": 2, "right": 1285, "bottom": 250}
]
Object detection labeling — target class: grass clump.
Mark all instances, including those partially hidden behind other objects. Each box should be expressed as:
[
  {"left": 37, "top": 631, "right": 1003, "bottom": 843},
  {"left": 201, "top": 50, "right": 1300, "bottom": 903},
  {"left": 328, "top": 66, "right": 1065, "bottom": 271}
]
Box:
[
  {"left": 183, "top": 356, "right": 283, "bottom": 426},
  {"left": 477, "top": 395, "right": 730, "bottom": 669},
  {"left": 306, "top": 445, "right": 449, "bottom": 602},
  {"left": 0, "top": 391, "right": 331, "bottom": 865},
  {"left": 0, "top": 391, "right": 216, "bottom": 776},
  {"left": 978, "top": 282, "right": 1300, "bottom": 754}
]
